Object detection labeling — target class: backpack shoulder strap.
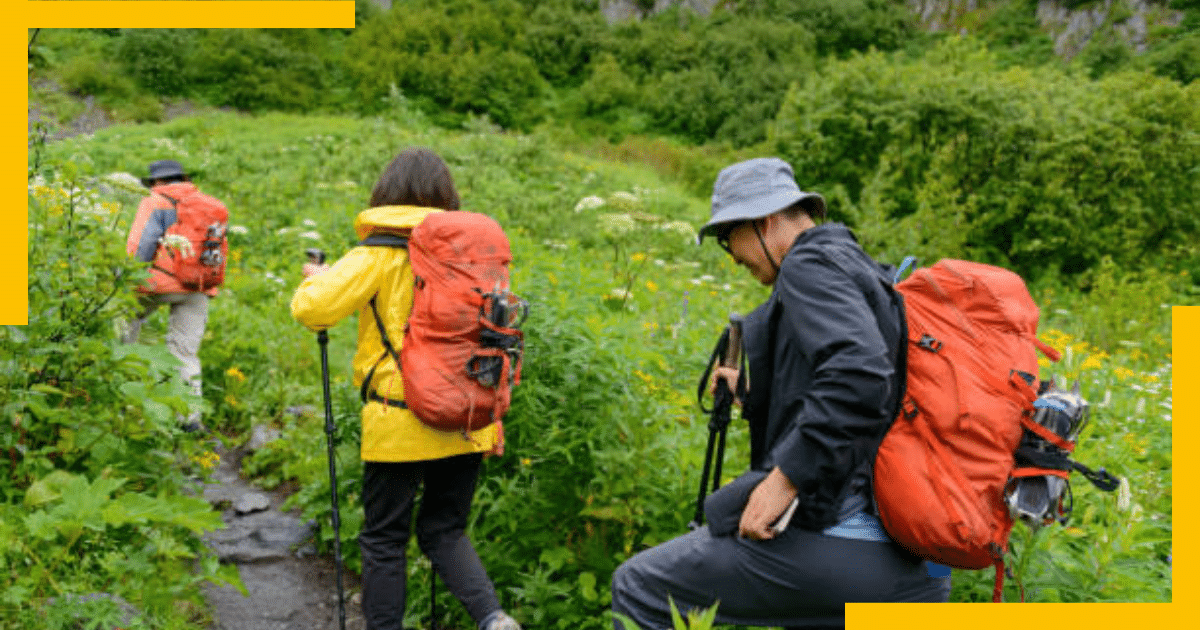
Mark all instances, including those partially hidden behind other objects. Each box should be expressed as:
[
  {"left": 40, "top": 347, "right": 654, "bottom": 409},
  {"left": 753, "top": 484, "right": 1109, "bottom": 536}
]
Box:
[{"left": 358, "top": 233, "right": 409, "bottom": 248}]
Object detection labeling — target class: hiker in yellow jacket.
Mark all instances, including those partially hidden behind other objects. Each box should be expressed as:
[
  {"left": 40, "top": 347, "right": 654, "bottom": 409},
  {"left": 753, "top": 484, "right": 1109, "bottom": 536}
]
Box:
[{"left": 291, "top": 148, "right": 520, "bottom": 630}]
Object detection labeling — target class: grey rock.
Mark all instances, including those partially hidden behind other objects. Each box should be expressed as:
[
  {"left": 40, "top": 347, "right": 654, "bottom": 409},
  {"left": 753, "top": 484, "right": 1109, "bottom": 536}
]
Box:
[
  {"left": 204, "top": 511, "right": 316, "bottom": 564},
  {"left": 234, "top": 491, "right": 272, "bottom": 515},
  {"left": 247, "top": 424, "right": 283, "bottom": 451}
]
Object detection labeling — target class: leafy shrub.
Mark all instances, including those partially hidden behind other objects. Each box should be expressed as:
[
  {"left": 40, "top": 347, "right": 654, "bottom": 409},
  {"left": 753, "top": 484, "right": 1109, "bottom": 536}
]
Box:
[
  {"left": 739, "top": 0, "right": 916, "bottom": 57},
  {"left": 770, "top": 36, "right": 1200, "bottom": 282},
  {"left": 114, "top": 29, "right": 196, "bottom": 97},
  {"left": 189, "top": 29, "right": 327, "bottom": 112},
  {"left": 57, "top": 56, "right": 136, "bottom": 101}
]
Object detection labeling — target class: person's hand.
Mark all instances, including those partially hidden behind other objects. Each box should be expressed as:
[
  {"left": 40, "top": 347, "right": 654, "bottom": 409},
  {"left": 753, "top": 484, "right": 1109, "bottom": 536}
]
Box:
[
  {"left": 738, "top": 467, "right": 797, "bottom": 541},
  {"left": 302, "top": 262, "right": 331, "bottom": 278},
  {"left": 710, "top": 366, "right": 742, "bottom": 408}
]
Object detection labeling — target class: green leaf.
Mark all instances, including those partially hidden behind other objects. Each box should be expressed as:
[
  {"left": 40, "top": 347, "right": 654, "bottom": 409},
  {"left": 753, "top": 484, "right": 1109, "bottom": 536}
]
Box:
[
  {"left": 578, "top": 571, "right": 597, "bottom": 602},
  {"left": 23, "top": 470, "right": 79, "bottom": 507}
]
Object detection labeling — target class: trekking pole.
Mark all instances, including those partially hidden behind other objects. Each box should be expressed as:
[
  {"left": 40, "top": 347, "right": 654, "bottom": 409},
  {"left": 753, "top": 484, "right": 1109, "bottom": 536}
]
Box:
[
  {"left": 318, "top": 330, "right": 347, "bottom": 630},
  {"left": 689, "top": 313, "right": 743, "bottom": 529}
]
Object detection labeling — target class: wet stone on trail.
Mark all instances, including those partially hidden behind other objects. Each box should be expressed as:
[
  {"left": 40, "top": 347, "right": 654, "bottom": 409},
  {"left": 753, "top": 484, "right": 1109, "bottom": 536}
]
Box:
[
  {"left": 201, "top": 445, "right": 364, "bottom": 630},
  {"left": 233, "top": 491, "right": 272, "bottom": 515}
]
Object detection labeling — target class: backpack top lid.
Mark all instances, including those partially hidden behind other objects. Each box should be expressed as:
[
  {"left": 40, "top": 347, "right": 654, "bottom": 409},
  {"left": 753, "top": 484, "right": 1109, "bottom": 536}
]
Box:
[
  {"left": 902, "top": 259, "right": 1042, "bottom": 338},
  {"left": 412, "top": 211, "right": 511, "bottom": 264}
]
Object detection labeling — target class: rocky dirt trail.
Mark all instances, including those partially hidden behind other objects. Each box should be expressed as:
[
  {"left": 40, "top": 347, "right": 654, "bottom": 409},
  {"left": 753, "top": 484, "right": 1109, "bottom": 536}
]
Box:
[{"left": 199, "top": 436, "right": 366, "bottom": 630}]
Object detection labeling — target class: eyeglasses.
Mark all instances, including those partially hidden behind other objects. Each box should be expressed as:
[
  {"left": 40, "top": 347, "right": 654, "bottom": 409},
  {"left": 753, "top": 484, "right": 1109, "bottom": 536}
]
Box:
[{"left": 715, "top": 222, "right": 740, "bottom": 256}]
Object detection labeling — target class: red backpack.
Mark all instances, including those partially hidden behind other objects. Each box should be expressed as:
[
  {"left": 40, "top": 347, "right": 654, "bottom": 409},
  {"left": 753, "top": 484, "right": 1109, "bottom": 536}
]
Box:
[
  {"left": 151, "top": 190, "right": 229, "bottom": 291},
  {"left": 873, "top": 259, "right": 1117, "bottom": 601},
  {"left": 359, "top": 211, "right": 528, "bottom": 434}
]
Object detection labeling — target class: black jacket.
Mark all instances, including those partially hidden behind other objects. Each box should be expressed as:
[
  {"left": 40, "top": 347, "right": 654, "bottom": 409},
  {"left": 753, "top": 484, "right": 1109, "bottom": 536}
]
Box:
[{"left": 740, "top": 223, "right": 904, "bottom": 531}]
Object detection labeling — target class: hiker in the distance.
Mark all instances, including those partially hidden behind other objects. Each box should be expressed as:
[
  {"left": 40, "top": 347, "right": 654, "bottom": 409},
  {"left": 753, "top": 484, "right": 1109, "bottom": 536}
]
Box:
[
  {"left": 610, "top": 157, "right": 951, "bottom": 630},
  {"left": 123, "top": 159, "right": 228, "bottom": 432},
  {"left": 291, "top": 148, "right": 522, "bottom": 630}
]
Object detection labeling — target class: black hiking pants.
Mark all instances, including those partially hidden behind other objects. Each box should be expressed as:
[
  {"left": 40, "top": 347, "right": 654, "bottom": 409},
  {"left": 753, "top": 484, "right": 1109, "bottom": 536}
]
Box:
[{"left": 359, "top": 453, "right": 501, "bottom": 630}]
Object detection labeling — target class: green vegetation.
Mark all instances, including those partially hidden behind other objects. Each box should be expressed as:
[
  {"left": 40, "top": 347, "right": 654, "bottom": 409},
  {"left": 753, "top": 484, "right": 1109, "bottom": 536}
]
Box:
[{"left": 16, "top": 1, "right": 1192, "bottom": 627}]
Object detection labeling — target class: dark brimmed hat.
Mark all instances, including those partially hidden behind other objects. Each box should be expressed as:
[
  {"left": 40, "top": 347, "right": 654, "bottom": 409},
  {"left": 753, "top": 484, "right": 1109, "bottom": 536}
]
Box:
[
  {"left": 141, "top": 159, "right": 187, "bottom": 188},
  {"left": 698, "top": 157, "right": 826, "bottom": 241}
]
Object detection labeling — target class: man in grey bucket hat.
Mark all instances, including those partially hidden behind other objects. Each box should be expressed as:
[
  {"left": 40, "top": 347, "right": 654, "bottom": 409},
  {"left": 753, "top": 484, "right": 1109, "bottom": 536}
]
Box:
[{"left": 612, "top": 158, "right": 950, "bottom": 630}]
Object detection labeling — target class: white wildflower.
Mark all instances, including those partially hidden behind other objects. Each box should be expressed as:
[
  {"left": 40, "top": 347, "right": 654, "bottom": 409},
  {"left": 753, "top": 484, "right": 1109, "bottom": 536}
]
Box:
[
  {"left": 574, "top": 196, "right": 605, "bottom": 213},
  {"left": 161, "top": 234, "right": 194, "bottom": 257},
  {"left": 276, "top": 227, "right": 295, "bottom": 236},
  {"left": 1117, "top": 477, "right": 1131, "bottom": 511},
  {"left": 659, "top": 220, "right": 697, "bottom": 240},
  {"left": 228, "top": 225, "right": 249, "bottom": 235},
  {"left": 151, "top": 138, "right": 188, "bottom": 156},
  {"left": 607, "top": 288, "right": 632, "bottom": 301},
  {"left": 610, "top": 191, "right": 639, "bottom": 207},
  {"left": 1136, "top": 398, "right": 1146, "bottom": 415},
  {"left": 299, "top": 231, "right": 321, "bottom": 241},
  {"left": 103, "top": 172, "right": 145, "bottom": 194},
  {"left": 599, "top": 213, "right": 637, "bottom": 236},
  {"left": 700, "top": 275, "right": 715, "bottom": 283},
  {"left": 302, "top": 219, "right": 317, "bottom": 227}
]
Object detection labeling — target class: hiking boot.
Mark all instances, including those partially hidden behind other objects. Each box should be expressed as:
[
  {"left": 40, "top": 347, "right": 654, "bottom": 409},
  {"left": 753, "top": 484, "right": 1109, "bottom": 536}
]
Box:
[{"left": 481, "top": 611, "right": 522, "bottom": 630}]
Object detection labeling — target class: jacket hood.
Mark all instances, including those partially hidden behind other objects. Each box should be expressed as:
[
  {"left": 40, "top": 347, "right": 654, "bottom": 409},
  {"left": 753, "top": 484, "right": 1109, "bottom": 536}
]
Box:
[{"left": 354, "top": 206, "right": 442, "bottom": 240}]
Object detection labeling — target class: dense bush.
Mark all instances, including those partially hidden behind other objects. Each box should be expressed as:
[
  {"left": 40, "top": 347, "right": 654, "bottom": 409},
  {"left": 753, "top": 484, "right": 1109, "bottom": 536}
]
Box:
[
  {"left": 770, "top": 36, "right": 1200, "bottom": 283},
  {"left": 114, "top": 29, "right": 196, "bottom": 97}
]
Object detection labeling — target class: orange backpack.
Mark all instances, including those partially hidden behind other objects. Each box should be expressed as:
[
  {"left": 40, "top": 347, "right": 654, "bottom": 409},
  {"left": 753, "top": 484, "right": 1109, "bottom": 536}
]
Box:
[
  {"left": 359, "top": 211, "right": 528, "bottom": 434},
  {"left": 873, "top": 259, "right": 1116, "bottom": 601},
  {"left": 151, "top": 190, "right": 229, "bottom": 291}
]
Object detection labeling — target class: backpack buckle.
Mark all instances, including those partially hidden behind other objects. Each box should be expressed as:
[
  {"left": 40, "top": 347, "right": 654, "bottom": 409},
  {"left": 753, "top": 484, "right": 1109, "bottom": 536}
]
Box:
[{"left": 917, "top": 334, "right": 942, "bottom": 352}]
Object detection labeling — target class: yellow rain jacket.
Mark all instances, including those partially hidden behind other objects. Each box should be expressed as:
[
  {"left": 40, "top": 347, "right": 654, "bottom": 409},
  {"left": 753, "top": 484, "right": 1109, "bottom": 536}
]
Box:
[{"left": 290, "top": 205, "right": 501, "bottom": 462}]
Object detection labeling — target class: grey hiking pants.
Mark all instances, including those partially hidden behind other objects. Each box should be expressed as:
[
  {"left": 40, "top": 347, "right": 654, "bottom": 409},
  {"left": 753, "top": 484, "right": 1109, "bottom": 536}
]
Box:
[
  {"left": 122, "top": 292, "right": 208, "bottom": 422},
  {"left": 359, "top": 453, "right": 502, "bottom": 630},
  {"left": 611, "top": 525, "right": 951, "bottom": 630}
]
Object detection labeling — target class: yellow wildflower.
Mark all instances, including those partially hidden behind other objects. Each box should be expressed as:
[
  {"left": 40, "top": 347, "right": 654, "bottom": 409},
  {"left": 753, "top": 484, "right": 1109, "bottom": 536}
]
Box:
[
  {"left": 1080, "top": 354, "right": 1106, "bottom": 371},
  {"left": 631, "top": 252, "right": 647, "bottom": 262},
  {"left": 521, "top": 458, "right": 531, "bottom": 466},
  {"left": 224, "top": 395, "right": 239, "bottom": 408},
  {"left": 645, "top": 280, "right": 659, "bottom": 293},
  {"left": 226, "top": 366, "right": 247, "bottom": 382},
  {"left": 191, "top": 451, "right": 220, "bottom": 471},
  {"left": 1114, "top": 367, "right": 1136, "bottom": 381}
]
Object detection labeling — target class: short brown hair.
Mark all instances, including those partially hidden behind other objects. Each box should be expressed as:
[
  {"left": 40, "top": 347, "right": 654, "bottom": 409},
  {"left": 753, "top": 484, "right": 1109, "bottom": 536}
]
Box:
[
  {"left": 369, "top": 147, "right": 460, "bottom": 210},
  {"left": 781, "top": 196, "right": 826, "bottom": 222}
]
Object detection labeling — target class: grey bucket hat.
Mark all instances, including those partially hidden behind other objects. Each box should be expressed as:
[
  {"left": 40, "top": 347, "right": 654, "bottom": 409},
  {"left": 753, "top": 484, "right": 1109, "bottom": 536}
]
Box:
[
  {"left": 698, "top": 157, "right": 826, "bottom": 241},
  {"left": 141, "top": 159, "right": 187, "bottom": 187}
]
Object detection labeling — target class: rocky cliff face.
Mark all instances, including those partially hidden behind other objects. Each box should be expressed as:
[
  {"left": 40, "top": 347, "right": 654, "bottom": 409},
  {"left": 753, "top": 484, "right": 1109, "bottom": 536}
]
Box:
[
  {"left": 599, "top": 0, "right": 723, "bottom": 23},
  {"left": 593, "top": 0, "right": 1184, "bottom": 59},
  {"left": 908, "top": 0, "right": 1184, "bottom": 58}
]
